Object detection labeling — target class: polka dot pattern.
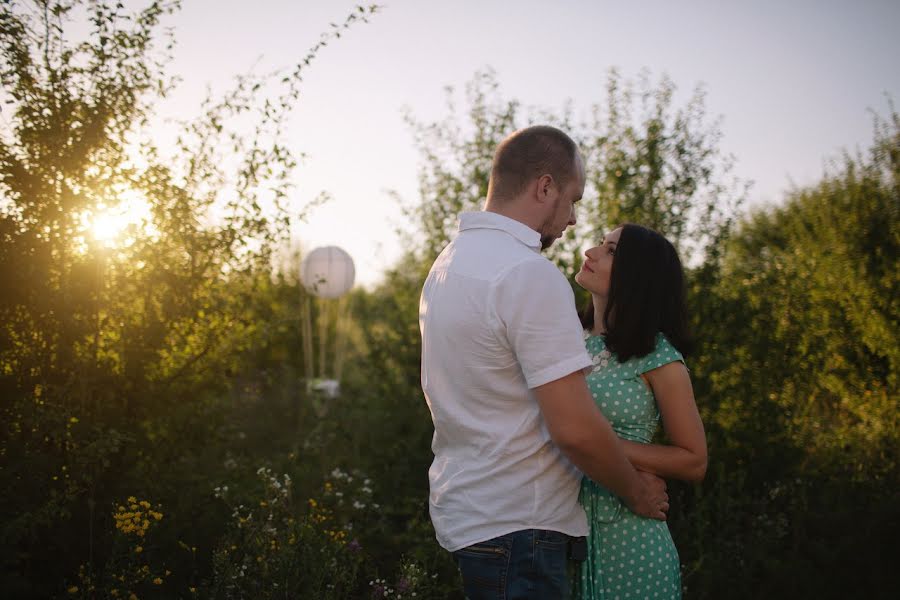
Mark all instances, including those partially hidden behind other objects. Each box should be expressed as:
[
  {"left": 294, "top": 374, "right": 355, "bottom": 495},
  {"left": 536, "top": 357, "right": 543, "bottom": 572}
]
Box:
[{"left": 574, "top": 333, "right": 684, "bottom": 600}]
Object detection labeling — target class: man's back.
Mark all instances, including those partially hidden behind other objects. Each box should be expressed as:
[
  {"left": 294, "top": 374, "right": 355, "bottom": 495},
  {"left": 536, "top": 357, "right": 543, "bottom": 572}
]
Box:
[{"left": 419, "top": 211, "right": 593, "bottom": 552}]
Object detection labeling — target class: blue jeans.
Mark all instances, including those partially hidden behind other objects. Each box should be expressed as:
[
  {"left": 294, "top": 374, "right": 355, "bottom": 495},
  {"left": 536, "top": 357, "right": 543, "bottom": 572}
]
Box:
[{"left": 452, "top": 529, "right": 571, "bottom": 599}]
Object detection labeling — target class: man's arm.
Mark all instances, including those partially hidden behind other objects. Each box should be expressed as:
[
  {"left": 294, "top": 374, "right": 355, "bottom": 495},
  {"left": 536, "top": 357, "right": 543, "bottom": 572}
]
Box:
[{"left": 534, "top": 370, "right": 669, "bottom": 520}]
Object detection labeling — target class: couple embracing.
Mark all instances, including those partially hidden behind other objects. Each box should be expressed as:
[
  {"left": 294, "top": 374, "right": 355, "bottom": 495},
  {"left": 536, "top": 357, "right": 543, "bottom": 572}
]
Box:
[{"left": 419, "top": 125, "right": 707, "bottom": 600}]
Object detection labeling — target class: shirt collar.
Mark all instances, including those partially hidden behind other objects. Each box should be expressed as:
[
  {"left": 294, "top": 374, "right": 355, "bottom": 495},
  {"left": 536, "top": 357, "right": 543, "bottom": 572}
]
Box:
[{"left": 458, "top": 211, "right": 542, "bottom": 251}]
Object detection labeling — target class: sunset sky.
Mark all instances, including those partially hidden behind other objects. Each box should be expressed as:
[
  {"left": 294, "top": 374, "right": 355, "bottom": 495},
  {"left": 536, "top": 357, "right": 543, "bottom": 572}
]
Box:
[{"left": 146, "top": 0, "right": 899, "bottom": 286}]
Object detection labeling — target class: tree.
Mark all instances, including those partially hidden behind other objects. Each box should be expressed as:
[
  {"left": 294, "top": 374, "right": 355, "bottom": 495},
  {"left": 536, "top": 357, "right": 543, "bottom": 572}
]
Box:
[
  {"left": 708, "top": 103, "right": 898, "bottom": 476},
  {"left": 399, "top": 69, "right": 747, "bottom": 279},
  {"left": 0, "top": 1, "right": 378, "bottom": 595},
  {"left": 579, "top": 69, "right": 747, "bottom": 262},
  {"left": 398, "top": 69, "right": 518, "bottom": 263},
  {"left": 676, "top": 104, "right": 899, "bottom": 598}
]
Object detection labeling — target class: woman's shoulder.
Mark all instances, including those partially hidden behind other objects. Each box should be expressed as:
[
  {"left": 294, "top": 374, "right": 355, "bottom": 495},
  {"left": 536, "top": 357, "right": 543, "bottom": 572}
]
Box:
[
  {"left": 634, "top": 332, "right": 684, "bottom": 374},
  {"left": 654, "top": 332, "right": 681, "bottom": 355}
]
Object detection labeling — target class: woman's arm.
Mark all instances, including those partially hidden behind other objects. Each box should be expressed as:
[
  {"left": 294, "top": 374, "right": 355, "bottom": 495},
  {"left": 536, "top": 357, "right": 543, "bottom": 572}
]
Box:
[{"left": 620, "top": 361, "right": 708, "bottom": 482}]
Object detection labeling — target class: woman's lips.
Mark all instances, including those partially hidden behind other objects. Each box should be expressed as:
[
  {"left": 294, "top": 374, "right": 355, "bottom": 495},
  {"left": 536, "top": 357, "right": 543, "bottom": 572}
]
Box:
[{"left": 582, "top": 263, "right": 594, "bottom": 273}]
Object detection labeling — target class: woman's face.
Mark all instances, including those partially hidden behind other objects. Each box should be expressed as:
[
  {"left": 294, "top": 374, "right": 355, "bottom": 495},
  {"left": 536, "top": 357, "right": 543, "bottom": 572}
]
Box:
[{"left": 575, "top": 227, "right": 622, "bottom": 296}]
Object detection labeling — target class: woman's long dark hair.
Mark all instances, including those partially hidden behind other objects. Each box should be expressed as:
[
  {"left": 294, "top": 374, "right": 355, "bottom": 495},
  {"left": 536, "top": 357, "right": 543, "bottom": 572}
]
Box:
[{"left": 579, "top": 224, "right": 693, "bottom": 361}]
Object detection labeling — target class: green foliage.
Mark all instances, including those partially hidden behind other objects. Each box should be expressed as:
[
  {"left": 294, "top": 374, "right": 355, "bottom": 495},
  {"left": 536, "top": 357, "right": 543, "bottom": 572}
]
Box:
[
  {"left": 578, "top": 69, "right": 747, "bottom": 261},
  {"left": 0, "top": 1, "right": 896, "bottom": 598},
  {"left": 340, "top": 252, "right": 465, "bottom": 597},
  {"left": 0, "top": 1, "right": 400, "bottom": 597},
  {"left": 205, "top": 467, "right": 365, "bottom": 599},
  {"left": 673, "top": 105, "right": 899, "bottom": 598},
  {"left": 394, "top": 70, "right": 898, "bottom": 598},
  {"left": 700, "top": 104, "right": 898, "bottom": 480},
  {"left": 399, "top": 69, "right": 746, "bottom": 287},
  {"left": 400, "top": 69, "right": 518, "bottom": 263}
]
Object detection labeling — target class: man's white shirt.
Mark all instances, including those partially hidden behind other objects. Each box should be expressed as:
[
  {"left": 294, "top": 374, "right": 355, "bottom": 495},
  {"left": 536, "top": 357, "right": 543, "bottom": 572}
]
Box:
[{"left": 419, "top": 211, "right": 593, "bottom": 552}]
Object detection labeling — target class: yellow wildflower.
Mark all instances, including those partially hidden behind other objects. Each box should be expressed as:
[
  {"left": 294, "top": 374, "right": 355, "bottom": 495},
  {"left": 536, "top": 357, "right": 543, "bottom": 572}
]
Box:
[
  {"left": 68, "top": 586, "right": 78, "bottom": 594},
  {"left": 134, "top": 546, "right": 142, "bottom": 554},
  {"left": 152, "top": 577, "right": 162, "bottom": 585}
]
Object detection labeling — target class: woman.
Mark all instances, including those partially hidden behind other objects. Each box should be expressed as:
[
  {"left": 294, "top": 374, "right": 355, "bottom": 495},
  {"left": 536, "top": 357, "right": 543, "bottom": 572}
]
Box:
[{"left": 573, "top": 224, "right": 707, "bottom": 600}]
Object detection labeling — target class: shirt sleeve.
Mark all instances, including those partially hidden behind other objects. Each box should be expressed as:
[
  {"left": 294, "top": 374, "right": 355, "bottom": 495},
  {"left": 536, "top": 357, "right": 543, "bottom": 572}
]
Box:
[
  {"left": 491, "top": 257, "right": 593, "bottom": 389},
  {"left": 634, "top": 333, "right": 685, "bottom": 376}
]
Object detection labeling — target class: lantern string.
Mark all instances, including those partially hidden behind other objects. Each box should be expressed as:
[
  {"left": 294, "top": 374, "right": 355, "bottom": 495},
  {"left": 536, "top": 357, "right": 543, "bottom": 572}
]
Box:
[
  {"left": 334, "top": 295, "right": 350, "bottom": 381},
  {"left": 301, "top": 291, "right": 315, "bottom": 385},
  {"left": 317, "top": 296, "right": 328, "bottom": 380}
]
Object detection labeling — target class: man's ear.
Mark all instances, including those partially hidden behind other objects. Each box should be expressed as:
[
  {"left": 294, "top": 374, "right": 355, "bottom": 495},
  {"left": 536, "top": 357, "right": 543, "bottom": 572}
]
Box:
[{"left": 535, "top": 174, "right": 555, "bottom": 204}]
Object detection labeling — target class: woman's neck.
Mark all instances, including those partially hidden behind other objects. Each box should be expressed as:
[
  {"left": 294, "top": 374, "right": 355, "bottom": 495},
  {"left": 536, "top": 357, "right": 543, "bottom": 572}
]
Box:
[{"left": 591, "top": 294, "right": 607, "bottom": 336}]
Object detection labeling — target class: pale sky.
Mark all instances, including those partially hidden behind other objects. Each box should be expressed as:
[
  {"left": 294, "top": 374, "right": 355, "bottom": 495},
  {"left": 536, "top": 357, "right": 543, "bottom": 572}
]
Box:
[{"left": 151, "top": 0, "right": 899, "bottom": 287}]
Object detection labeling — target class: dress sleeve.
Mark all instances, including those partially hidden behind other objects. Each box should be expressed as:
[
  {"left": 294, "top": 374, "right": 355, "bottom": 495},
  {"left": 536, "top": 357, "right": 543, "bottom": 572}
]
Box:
[{"left": 634, "top": 333, "right": 685, "bottom": 376}]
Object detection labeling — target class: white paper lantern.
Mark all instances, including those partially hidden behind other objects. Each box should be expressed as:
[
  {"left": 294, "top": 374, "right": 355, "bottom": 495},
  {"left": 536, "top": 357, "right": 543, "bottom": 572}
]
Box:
[{"left": 300, "top": 246, "right": 355, "bottom": 299}]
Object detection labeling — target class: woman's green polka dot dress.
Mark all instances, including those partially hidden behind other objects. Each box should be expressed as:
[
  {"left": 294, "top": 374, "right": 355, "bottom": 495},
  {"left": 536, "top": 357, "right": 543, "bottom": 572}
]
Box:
[{"left": 574, "top": 332, "right": 684, "bottom": 600}]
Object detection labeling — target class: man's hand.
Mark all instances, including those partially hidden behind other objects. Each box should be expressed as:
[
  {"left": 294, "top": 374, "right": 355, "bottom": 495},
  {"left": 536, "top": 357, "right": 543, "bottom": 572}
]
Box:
[
  {"left": 535, "top": 371, "right": 669, "bottom": 515},
  {"left": 624, "top": 471, "right": 669, "bottom": 521}
]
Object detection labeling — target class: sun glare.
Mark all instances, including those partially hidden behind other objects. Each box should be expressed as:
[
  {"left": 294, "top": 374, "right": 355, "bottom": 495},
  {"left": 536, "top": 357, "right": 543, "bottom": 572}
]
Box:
[
  {"left": 90, "top": 209, "right": 129, "bottom": 245},
  {"left": 78, "top": 189, "right": 156, "bottom": 250}
]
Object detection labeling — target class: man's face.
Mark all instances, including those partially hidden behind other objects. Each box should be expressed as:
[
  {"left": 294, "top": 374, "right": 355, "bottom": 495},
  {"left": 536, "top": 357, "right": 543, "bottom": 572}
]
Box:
[{"left": 540, "top": 154, "right": 586, "bottom": 250}]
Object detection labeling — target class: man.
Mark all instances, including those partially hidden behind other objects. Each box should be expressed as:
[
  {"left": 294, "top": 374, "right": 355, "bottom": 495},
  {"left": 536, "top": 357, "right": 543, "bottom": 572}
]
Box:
[{"left": 419, "top": 125, "right": 669, "bottom": 599}]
